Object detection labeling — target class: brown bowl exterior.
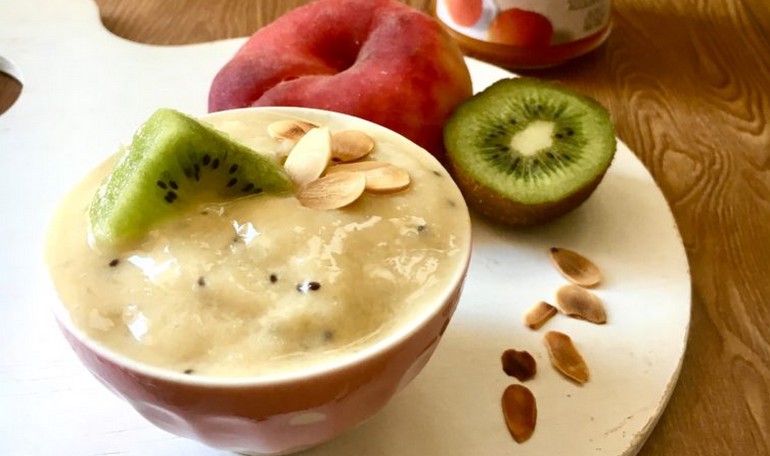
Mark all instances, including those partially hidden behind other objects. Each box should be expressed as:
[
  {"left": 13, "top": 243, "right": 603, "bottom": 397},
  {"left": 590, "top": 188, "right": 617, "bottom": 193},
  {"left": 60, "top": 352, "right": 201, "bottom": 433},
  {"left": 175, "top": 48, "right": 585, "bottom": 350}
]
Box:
[{"left": 57, "top": 274, "right": 466, "bottom": 455}]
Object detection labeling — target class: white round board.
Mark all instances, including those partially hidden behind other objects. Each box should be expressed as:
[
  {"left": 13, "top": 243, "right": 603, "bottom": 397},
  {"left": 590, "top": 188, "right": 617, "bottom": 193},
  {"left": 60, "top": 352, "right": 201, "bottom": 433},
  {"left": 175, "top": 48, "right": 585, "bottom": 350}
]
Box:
[{"left": 0, "top": 1, "right": 690, "bottom": 454}]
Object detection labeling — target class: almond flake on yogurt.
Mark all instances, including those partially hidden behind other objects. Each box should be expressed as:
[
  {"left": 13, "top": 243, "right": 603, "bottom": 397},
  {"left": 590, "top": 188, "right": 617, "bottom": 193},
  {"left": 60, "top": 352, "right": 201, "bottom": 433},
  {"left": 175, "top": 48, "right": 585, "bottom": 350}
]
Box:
[{"left": 267, "top": 119, "right": 318, "bottom": 142}]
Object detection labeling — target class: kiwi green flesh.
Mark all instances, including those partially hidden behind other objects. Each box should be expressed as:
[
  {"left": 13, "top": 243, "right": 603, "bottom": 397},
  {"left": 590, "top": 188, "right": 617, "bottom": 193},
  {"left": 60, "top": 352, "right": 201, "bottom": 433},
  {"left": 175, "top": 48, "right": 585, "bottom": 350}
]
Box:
[
  {"left": 89, "top": 108, "right": 293, "bottom": 247},
  {"left": 445, "top": 78, "right": 616, "bottom": 206}
]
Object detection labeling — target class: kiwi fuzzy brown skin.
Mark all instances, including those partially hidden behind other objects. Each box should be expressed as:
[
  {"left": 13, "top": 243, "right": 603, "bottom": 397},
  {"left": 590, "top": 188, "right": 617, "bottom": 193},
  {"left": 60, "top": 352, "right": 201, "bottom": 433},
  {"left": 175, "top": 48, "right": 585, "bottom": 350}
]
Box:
[
  {"left": 450, "top": 162, "right": 607, "bottom": 226},
  {"left": 444, "top": 77, "right": 616, "bottom": 227}
]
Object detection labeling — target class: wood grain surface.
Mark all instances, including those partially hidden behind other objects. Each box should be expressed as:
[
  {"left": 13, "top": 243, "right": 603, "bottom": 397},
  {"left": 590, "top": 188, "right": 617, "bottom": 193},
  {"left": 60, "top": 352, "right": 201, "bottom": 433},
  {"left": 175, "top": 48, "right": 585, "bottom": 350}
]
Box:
[{"left": 4, "top": 0, "right": 767, "bottom": 454}]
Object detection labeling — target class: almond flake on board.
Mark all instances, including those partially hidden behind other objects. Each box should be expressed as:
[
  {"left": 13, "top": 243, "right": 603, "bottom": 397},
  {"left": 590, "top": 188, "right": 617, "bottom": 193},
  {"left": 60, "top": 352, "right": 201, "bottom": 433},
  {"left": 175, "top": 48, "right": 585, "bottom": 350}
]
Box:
[
  {"left": 501, "top": 384, "right": 537, "bottom": 443},
  {"left": 296, "top": 172, "right": 366, "bottom": 211},
  {"left": 543, "top": 331, "right": 590, "bottom": 384},
  {"left": 331, "top": 130, "right": 375, "bottom": 162},
  {"left": 326, "top": 161, "right": 410, "bottom": 194},
  {"left": 501, "top": 349, "right": 537, "bottom": 382},
  {"left": 555, "top": 284, "right": 607, "bottom": 324},
  {"left": 267, "top": 119, "right": 317, "bottom": 142},
  {"left": 549, "top": 247, "right": 602, "bottom": 288},
  {"left": 524, "top": 301, "right": 558, "bottom": 330},
  {"left": 283, "top": 127, "right": 332, "bottom": 186}
]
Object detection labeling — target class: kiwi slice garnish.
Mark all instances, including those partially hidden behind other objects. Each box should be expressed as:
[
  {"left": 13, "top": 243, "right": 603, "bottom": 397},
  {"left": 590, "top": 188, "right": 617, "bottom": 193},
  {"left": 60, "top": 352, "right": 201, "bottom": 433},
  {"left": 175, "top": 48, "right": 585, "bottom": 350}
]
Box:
[
  {"left": 89, "top": 108, "right": 293, "bottom": 247},
  {"left": 444, "top": 78, "right": 616, "bottom": 226}
]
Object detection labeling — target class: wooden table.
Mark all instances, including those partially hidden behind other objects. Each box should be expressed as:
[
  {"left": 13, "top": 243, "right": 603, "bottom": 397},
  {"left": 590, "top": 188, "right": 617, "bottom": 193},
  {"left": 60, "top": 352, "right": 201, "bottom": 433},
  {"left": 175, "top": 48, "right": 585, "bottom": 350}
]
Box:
[{"left": 2, "top": 1, "right": 767, "bottom": 454}]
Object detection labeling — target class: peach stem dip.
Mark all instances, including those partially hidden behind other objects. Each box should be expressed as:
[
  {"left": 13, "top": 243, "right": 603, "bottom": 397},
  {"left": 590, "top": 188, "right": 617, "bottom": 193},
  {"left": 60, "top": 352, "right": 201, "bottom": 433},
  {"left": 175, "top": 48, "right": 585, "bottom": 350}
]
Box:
[{"left": 47, "top": 108, "right": 471, "bottom": 378}]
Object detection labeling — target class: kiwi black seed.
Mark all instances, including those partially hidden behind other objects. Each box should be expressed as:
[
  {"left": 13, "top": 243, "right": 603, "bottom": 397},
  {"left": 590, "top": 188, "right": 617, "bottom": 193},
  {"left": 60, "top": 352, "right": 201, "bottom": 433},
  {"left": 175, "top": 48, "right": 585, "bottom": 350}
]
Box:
[
  {"left": 89, "top": 108, "right": 294, "bottom": 247},
  {"left": 444, "top": 78, "right": 616, "bottom": 226}
]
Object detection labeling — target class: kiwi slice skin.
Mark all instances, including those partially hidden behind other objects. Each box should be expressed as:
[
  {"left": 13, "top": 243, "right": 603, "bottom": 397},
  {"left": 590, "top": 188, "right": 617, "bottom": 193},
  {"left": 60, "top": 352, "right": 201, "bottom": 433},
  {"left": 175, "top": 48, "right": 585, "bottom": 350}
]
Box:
[
  {"left": 453, "top": 166, "right": 607, "bottom": 226},
  {"left": 89, "top": 108, "right": 293, "bottom": 247},
  {"left": 444, "top": 78, "right": 616, "bottom": 226}
]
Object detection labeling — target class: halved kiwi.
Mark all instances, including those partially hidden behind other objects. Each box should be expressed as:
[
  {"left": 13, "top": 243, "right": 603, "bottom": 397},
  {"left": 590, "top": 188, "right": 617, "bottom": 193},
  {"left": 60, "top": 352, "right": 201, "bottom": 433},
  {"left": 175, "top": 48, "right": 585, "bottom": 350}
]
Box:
[
  {"left": 444, "top": 78, "right": 616, "bottom": 226},
  {"left": 89, "top": 108, "right": 293, "bottom": 247}
]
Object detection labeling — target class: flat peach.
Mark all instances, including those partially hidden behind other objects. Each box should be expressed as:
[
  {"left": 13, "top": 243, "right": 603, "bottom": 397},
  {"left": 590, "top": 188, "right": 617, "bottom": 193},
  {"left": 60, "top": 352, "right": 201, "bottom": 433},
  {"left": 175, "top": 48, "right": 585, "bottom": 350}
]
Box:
[{"left": 208, "top": 0, "right": 473, "bottom": 162}]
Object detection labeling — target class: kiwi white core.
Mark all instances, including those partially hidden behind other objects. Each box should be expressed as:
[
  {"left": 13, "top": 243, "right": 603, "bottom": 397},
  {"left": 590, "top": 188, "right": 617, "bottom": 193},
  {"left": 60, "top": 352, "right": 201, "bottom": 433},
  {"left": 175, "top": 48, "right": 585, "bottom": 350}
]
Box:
[{"left": 510, "top": 120, "right": 554, "bottom": 157}]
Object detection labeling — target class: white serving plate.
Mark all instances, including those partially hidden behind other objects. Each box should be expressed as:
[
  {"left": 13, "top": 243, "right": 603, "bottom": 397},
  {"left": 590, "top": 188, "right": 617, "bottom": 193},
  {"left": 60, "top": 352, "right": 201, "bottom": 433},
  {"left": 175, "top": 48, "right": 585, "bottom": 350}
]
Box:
[{"left": 0, "top": 1, "right": 690, "bottom": 454}]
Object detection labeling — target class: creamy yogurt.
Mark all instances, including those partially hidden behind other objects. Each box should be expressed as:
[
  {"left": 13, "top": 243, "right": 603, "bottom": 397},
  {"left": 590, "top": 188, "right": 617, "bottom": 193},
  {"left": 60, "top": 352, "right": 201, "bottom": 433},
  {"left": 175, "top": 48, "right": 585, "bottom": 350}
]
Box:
[{"left": 46, "top": 108, "right": 471, "bottom": 377}]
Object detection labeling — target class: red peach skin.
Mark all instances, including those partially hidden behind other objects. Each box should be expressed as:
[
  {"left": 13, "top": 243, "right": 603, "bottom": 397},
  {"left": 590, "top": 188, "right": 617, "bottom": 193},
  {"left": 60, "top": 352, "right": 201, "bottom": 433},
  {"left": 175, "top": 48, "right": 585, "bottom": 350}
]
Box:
[
  {"left": 446, "top": 0, "right": 484, "bottom": 27},
  {"left": 488, "top": 8, "right": 554, "bottom": 47},
  {"left": 208, "top": 0, "right": 472, "bottom": 162}
]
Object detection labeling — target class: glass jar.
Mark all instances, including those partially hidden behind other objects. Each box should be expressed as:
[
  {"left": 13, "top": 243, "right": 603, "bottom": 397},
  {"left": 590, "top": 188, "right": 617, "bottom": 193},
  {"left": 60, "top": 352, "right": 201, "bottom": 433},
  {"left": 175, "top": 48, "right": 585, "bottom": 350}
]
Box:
[{"left": 434, "top": 0, "right": 612, "bottom": 69}]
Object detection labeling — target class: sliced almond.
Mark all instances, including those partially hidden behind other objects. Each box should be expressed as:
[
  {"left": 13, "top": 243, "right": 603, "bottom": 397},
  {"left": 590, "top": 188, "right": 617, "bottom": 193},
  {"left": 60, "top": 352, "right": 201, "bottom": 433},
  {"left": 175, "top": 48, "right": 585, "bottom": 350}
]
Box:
[
  {"left": 325, "top": 160, "right": 389, "bottom": 174},
  {"left": 331, "top": 130, "right": 374, "bottom": 162},
  {"left": 549, "top": 247, "right": 602, "bottom": 287},
  {"left": 501, "top": 349, "right": 537, "bottom": 382},
  {"left": 326, "top": 161, "right": 409, "bottom": 194},
  {"left": 362, "top": 164, "right": 411, "bottom": 194},
  {"left": 543, "top": 331, "right": 590, "bottom": 384},
  {"left": 555, "top": 284, "right": 607, "bottom": 324},
  {"left": 296, "top": 172, "right": 366, "bottom": 210},
  {"left": 283, "top": 127, "right": 331, "bottom": 186},
  {"left": 501, "top": 384, "right": 537, "bottom": 443},
  {"left": 267, "top": 120, "right": 317, "bottom": 142},
  {"left": 524, "top": 301, "right": 558, "bottom": 330}
]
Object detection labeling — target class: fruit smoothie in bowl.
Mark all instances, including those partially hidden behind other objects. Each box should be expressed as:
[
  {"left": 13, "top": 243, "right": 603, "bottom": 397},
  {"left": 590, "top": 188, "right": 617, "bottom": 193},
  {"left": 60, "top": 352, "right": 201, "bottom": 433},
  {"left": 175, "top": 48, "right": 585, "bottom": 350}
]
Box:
[{"left": 46, "top": 107, "right": 472, "bottom": 454}]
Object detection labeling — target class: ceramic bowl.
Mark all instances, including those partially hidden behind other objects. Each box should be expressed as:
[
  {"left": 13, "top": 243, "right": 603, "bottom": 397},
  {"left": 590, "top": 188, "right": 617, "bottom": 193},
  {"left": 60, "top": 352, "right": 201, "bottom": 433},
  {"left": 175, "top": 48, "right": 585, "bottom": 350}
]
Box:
[{"left": 50, "top": 107, "right": 472, "bottom": 455}]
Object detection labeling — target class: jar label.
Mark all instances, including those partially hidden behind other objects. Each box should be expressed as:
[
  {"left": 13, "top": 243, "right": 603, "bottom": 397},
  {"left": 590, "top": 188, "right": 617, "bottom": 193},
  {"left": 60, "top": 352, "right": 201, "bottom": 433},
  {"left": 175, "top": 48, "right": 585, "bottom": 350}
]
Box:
[{"left": 436, "top": 0, "right": 611, "bottom": 46}]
